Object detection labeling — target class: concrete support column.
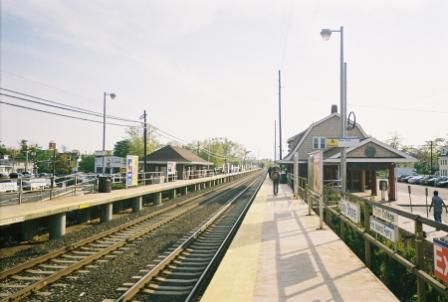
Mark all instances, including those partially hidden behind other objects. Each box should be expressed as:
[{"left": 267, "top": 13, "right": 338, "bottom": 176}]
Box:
[
  {"left": 171, "top": 189, "right": 176, "bottom": 200},
  {"left": 21, "top": 220, "right": 38, "bottom": 241},
  {"left": 100, "top": 203, "right": 113, "bottom": 223},
  {"left": 209, "top": 181, "right": 212, "bottom": 188},
  {"left": 388, "top": 164, "right": 396, "bottom": 201},
  {"left": 49, "top": 213, "right": 66, "bottom": 239},
  {"left": 360, "top": 169, "right": 366, "bottom": 193},
  {"left": 371, "top": 170, "right": 377, "bottom": 196},
  {"left": 154, "top": 192, "right": 162, "bottom": 205},
  {"left": 132, "top": 196, "right": 143, "bottom": 212}
]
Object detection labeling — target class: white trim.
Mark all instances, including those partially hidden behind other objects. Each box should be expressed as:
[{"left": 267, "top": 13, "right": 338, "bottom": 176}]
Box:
[
  {"left": 327, "top": 137, "right": 417, "bottom": 162},
  {"left": 325, "top": 158, "right": 417, "bottom": 163}
]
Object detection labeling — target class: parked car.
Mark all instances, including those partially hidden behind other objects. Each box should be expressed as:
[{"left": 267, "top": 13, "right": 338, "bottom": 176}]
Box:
[
  {"left": 435, "top": 176, "right": 448, "bottom": 187},
  {"left": 9, "top": 172, "right": 23, "bottom": 179},
  {"left": 0, "top": 172, "right": 9, "bottom": 179},
  {"left": 418, "top": 175, "right": 434, "bottom": 185},
  {"left": 408, "top": 175, "right": 424, "bottom": 184},
  {"left": 427, "top": 176, "right": 440, "bottom": 186},
  {"left": 438, "top": 178, "right": 448, "bottom": 188},
  {"left": 400, "top": 175, "right": 416, "bottom": 183},
  {"left": 398, "top": 175, "right": 410, "bottom": 182}
]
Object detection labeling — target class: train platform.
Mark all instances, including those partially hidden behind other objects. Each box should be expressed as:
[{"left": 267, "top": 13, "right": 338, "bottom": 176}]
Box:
[{"left": 201, "top": 177, "right": 398, "bottom": 302}]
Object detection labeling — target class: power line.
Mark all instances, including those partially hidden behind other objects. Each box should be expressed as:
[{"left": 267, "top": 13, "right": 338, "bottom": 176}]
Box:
[
  {"left": 0, "top": 100, "right": 134, "bottom": 127},
  {"left": 0, "top": 87, "right": 141, "bottom": 123}
]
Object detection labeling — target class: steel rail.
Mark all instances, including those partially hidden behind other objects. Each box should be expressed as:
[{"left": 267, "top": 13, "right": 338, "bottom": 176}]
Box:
[
  {"left": 185, "top": 173, "right": 265, "bottom": 301},
  {"left": 1, "top": 172, "right": 261, "bottom": 301},
  {"left": 114, "top": 175, "right": 263, "bottom": 302}
]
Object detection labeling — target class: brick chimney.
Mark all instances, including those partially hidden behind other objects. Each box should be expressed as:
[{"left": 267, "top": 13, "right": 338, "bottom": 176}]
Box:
[{"left": 331, "top": 104, "right": 338, "bottom": 114}]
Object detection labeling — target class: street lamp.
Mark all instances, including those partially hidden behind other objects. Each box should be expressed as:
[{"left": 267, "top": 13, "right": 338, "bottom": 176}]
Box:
[
  {"left": 320, "top": 26, "right": 347, "bottom": 193},
  {"left": 48, "top": 141, "right": 57, "bottom": 189},
  {"left": 102, "top": 92, "right": 116, "bottom": 175}
]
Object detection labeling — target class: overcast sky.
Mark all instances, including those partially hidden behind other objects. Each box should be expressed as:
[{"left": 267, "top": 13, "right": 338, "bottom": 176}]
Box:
[{"left": 1, "top": 0, "right": 447, "bottom": 159}]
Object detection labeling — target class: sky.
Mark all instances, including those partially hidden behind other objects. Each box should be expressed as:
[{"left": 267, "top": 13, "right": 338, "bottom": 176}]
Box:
[{"left": 1, "top": 0, "right": 447, "bottom": 159}]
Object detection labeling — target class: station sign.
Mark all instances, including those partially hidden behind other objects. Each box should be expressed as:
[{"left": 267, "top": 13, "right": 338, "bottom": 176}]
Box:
[
  {"left": 372, "top": 206, "right": 398, "bottom": 225},
  {"left": 339, "top": 199, "right": 361, "bottom": 224},
  {"left": 327, "top": 138, "right": 360, "bottom": 148},
  {"left": 370, "top": 216, "right": 399, "bottom": 242},
  {"left": 434, "top": 239, "right": 448, "bottom": 282}
]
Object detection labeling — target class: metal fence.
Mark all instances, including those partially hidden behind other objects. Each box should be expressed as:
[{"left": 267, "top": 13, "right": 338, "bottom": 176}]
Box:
[{"left": 0, "top": 168, "right": 243, "bottom": 207}]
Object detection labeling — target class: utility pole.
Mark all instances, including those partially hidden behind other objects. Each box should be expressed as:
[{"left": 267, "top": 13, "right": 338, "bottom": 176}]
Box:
[
  {"left": 143, "top": 110, "right": 148, "bottom": 174},
  {"left": 274, "top": 120, "right": 277, "bottom": 161},
  {"left": 278, "top": 70, "right": 283, "bottom": 160},
  {"left": 197, "top": 142, "right": 200, "bottom": 155}
]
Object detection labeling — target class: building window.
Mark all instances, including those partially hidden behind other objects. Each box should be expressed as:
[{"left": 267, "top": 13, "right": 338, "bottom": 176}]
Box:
[{"left": 313, "top": 136, "right": 326, "bottom": 149}]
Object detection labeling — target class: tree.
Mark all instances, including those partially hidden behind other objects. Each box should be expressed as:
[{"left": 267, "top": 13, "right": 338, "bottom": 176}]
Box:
[
  {"left": 113, "top": 139, "right": 130, "bottom": 157},
  {"left": 122, "top": 126, "right": 160, "bottom": 158},
  {"left": 79, "top": 155, "right": 95, "bottom": 173},
  {"left": 385, "top": 132, "right": 402, "bottom": 150}
]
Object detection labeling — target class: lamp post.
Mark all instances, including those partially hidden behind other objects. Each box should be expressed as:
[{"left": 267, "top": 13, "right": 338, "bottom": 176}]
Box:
[
  {"left": 49, "top": 141, "right": 57, "bottom": 189},
  {"left": 102, "top": 92, "right": 116, "bottom": 175},
  {"left": 320, "top": 26, "right": 347, "bottom": 193}
]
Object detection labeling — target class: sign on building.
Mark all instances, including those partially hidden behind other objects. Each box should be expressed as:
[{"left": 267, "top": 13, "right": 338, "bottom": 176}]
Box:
[
  {"left": 339, "top": 199, "right": 361, "bottom": 224},
  {"left": 126, "top": 155, "right": 139, "bottom": 187},
  {"left": 370, "top": 216, "right": 399, "bottom": 242},
  {"left": 327, "top": 138, "right": 360, "bottom": 148},
  {"left": 167, "top": 162, "right": 177, "bottom": 175},
  {"left": 434, "top": 238, "right": 448, "bottom": 282}
]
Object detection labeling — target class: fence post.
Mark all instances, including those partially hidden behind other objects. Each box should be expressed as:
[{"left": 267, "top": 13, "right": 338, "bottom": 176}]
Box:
[
  {"left": 19, "top": 177, "right": 23, "bottom": 204},
  {"left": 363, "top": 201, "right": 371, "bottom": 268},
  {"left": 415, "top": 218, "right": 426, "bottom": 302},
  {"left": 306, "top": 184, "right": 311, "bottom": 216},
  {"left": 74, "top": 174, "right": 78, "bottom": 196}
]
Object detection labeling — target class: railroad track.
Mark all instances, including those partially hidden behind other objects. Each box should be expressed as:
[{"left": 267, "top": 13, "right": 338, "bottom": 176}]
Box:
[
  {"left": 0, "top": 172, "right": 262, "bottom": 302},
  {"left": 109, "top": 173, "right": 264, "bottom": 302}
]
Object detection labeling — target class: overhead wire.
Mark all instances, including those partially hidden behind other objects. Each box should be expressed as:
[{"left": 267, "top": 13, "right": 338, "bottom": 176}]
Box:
[
  {"left": 0, "top": 87, "right": 141, "bottom": 123},
  {"left": 0, "top": 100, "right": 133, "bottom": 127},
  {"left": 1, "top": 86, "right": 243, "bottom": 160}
]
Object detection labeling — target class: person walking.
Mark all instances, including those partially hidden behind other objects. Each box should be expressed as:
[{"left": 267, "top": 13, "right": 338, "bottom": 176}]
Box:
[
  {"left": 272, "top": 169, "right": 280, "bottom": 195},
  {"left": 429, "top": 190, "right": 448, "bottom": 224}
]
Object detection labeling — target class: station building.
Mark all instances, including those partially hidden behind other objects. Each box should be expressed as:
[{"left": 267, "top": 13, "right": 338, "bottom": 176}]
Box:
[
  {"left": 278, "top": 106, "right": 417, "bottom": 201},
  {"left": 143, "top": 145, "right": 213, "bottom": 180}
]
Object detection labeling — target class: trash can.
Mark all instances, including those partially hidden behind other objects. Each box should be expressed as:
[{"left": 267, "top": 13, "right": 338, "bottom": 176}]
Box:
[{"left": 98, "top": 176, "right": 112, "bottom": 193}]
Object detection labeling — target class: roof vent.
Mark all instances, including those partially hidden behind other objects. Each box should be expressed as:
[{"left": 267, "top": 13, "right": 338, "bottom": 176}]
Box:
[{"left": 331, "top": 104, "right": 338, "bottom": 114}]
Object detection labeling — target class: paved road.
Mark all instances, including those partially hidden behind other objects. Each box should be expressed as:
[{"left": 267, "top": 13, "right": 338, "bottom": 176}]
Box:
[
  {"left": 391, "top": 183, "right": 448, "bottom": 240},
  {"left": 396, "top": 182, "right": 448, "bottom": 206}
]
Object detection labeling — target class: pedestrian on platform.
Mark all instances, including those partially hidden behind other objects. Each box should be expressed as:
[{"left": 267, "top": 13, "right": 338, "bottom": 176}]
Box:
[
  {"left": 429, "top": 190, "right": 448, "bottom": 224},
  {"left": 272, "top": 170, "right": 280, "bottom": 196}
]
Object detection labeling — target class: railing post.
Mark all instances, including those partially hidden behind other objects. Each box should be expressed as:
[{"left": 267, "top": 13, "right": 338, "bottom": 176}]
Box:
[
  {"left": 305, "top": 184, "right": 311, "bottom": 216},
  {"left": 415, "top": 218, "right": 426, "bottom": 302},
  {"left": 363, "top": 201, "right": 371, "bottom": 268},
  {"left": 74, "top": 174, "right": 78, "bottom": 196},
  {"left": 19, "top": 177, "right": 23, "bottom": 205}
]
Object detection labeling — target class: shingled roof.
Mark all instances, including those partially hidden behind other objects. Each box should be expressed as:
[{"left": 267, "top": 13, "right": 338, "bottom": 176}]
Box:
[{"left": 145, "top": 145, "right": 211, "bottom": 165}]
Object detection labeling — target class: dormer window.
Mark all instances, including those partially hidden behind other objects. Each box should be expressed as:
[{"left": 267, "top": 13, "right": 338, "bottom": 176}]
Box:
[{"left": 313, "top": 136, "right": 326, "bottom": 149}]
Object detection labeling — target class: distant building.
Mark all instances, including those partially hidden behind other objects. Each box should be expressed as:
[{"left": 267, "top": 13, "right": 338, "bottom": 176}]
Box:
[
  {"left": 0, "top": 156, "right": 34, "bottom": 174},
  {"left": 439, "top": 148, "right": 448, "bottom": 177},
  {"left": 143, "top": 145, "right": 213, "bottom": 180},
  {"left": 278, "top": 105, "right": 417, "bottom": 201}
]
